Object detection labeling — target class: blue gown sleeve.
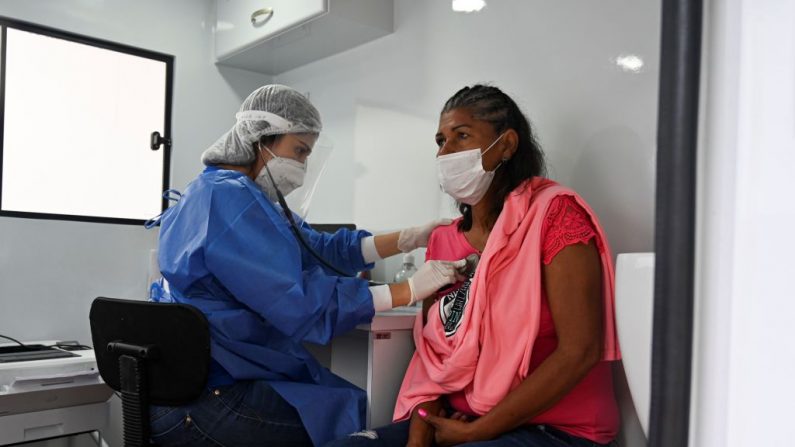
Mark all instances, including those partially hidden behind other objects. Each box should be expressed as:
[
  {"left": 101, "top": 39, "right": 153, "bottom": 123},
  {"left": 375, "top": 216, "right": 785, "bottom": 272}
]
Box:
[
  {"left": 295, "top": 217, "right": 374, "bottom": 276},
  {"left": 204, "top": 197, "right": 375, "bottom": 345}
]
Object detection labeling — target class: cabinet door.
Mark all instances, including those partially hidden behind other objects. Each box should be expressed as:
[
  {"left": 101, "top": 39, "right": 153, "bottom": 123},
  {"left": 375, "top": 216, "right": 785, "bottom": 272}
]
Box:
[{"left": 216, "top": 0, "right": 328, "bottom": 60}]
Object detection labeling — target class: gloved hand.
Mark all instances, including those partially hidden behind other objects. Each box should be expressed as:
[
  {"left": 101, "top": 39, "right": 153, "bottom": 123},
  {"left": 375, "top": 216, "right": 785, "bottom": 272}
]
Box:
[
  {"left": 397, "top": 219, "right": 454, "bottom": 253},
  {"left": 407, "top": 259, "right": 467, "bottom": 304}
]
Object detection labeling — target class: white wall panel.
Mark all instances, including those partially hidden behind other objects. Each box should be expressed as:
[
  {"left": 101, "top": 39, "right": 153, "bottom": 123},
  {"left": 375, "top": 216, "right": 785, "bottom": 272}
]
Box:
[
  {"left": 276, "top": 3, "right": 659, "bottom": 444},
  {"left": 0, "top": 4, "right": 271, "bottom": 444},
  {"left": 277, "top": 0, "right": 660, "bottom": 262},
  {"left": 694, "top": 1, "right": 795, "bottom": 445},
  {"left": 0, "top": 0, "right": 270, "bottom": 344}
]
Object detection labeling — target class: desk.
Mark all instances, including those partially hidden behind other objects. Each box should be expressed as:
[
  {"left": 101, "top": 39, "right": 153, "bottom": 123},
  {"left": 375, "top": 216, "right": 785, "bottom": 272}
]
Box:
[
  {"left": 0, "top": 343, "right": 113, "bottom": 445},
  {"left": 307, "top": 308, "right": 418, "bottom": 428}
]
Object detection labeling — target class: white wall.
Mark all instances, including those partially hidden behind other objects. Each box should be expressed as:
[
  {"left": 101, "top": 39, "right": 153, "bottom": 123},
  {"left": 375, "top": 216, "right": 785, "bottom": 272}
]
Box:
[
  {"left": 0, "top": 0, "right": 661, "bottom": 445},
  {"left": 276, "top": 3, "right": 659, "bottom": 444},
  {"left": 693, "top": 0, "right": 795, "bottom": 445},
  {"left": 0, "top": 0, "right": 661, "bottom": 332},
  {"left": 0, "top": 0, "right": 270, "bottom": 344},
  {"left": 276, "top": 0, "right": 660, "bottom": 269},
  {"left": 0, "top": 2, "right": 270, "bottom": 445}
]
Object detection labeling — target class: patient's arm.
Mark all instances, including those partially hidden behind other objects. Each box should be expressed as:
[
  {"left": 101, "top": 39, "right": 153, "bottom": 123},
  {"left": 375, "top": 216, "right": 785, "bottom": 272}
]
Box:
[
  {"left": 407, "top": 398, "right": 443, "bottom": 447},
  {"left": 460, "top": 240, "right": 604, "bottom": 442}
]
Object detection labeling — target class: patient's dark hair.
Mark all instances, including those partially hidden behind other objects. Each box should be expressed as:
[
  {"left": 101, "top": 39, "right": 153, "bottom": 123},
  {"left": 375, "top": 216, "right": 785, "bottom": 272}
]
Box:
[{"left": 441, "top": 84, "right": 546, "bottom": 231}]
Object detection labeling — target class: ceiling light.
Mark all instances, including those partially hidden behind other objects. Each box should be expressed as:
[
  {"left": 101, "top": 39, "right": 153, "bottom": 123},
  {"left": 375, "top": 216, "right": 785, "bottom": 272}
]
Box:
[
  {"left": 452, "top": 0, "right": 486, "bottom": 13},
  {"left": 615, "top": 54, "right": 644, "bottom": 73}
]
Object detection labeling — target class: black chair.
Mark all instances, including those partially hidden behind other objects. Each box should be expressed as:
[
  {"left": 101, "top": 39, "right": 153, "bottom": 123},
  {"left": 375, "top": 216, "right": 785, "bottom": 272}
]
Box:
[{"left": 89, "top": 297, "right": 211, "bottom": 447}]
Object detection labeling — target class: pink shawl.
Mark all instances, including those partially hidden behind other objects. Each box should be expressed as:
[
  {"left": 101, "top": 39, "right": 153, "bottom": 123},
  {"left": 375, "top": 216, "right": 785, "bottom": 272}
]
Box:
[{"left": 393, "top": 178, "right": 620, "bottom": 420}]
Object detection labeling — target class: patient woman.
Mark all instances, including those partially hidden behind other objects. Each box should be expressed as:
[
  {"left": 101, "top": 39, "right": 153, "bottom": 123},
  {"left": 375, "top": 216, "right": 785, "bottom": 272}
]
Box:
[{"left": 325, "top": 84, "right": 620, "bottom": 447}]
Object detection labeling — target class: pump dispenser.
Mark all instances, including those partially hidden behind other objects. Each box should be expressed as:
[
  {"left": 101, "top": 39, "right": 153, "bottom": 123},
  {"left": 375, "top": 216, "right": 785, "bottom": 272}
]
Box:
[{"left": 393, "top": 253, "right": 418, "bottom": 283}]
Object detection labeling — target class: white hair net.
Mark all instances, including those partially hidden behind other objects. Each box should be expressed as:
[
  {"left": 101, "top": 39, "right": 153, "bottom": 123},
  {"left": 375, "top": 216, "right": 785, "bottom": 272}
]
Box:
[{"left": 201, "top": 84, "right": 322, "bottom": 166}]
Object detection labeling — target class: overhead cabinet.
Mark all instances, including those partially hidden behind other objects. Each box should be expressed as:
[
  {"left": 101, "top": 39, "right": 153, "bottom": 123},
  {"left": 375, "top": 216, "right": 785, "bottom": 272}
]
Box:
[{"left": 215, "top": 0, "right": 393, "bottom": 74}]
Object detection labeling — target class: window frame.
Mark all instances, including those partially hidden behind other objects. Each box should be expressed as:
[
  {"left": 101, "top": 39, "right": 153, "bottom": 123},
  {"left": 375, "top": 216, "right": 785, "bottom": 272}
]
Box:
[{"left": 0, "top": 16, "right": 173, "bottom": 226}]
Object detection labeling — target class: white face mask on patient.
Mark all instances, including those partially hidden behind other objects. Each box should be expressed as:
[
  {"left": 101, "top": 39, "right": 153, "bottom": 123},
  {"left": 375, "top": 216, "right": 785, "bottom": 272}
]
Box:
[
  {"left": 436, "top": 133, "right": 506, "bottom": 206},
  {"left": 255, "top": 144, "right": 306, "bottom": 202}
]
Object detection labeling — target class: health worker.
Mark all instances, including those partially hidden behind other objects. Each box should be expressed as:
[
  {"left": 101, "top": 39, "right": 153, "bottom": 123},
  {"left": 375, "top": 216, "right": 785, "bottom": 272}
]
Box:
[{"left": 148, "top": 84, "right": 464, "bottom": 447}]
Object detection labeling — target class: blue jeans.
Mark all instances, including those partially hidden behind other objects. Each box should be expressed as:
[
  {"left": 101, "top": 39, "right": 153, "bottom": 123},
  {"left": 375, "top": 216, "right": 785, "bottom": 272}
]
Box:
[
  {"left": 323, "top": 419, "right": 611, "bottom": 447},
  {"left": 149, "top": 381, "right": 313, "bottom": 446}
]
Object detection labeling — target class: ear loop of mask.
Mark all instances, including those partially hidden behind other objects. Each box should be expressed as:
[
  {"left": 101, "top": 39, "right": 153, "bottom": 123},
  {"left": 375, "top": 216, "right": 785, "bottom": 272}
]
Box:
[
  {"left": 259, "top": 143, "right": 280, "bottom": 161},
  {"left": 257, "top": 142, "right": 364, "bottom": 280},
  {"left": 482, "top": 132, "right": 508, "bottom": 171}
]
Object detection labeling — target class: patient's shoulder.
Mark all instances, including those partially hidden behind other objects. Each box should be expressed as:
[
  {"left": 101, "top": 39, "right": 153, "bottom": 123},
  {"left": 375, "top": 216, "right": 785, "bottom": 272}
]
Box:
[
  {"left": 427, "top": 218, "right": 472, "bottom": 261},
  {"left": 541, "top": 195, "right": 603, "bottom": 264}
]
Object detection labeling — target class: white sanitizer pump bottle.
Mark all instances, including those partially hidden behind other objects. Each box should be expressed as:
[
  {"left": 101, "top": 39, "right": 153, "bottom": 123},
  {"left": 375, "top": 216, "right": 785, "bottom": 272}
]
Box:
[{"left": 393, "top": 253, "right": 418, "bottom": 283}]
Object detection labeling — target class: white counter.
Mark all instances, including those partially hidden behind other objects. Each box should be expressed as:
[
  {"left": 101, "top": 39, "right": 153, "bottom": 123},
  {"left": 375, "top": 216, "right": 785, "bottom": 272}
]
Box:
[{"left": 306, "top": 307, "right": 419, "bottom": 428}]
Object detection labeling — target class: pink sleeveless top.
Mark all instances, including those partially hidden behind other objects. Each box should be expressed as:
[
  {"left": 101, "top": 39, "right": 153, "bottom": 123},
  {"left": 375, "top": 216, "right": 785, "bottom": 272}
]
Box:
[{"left": 425, "top": 195, "right": 619, "bottom": 444}]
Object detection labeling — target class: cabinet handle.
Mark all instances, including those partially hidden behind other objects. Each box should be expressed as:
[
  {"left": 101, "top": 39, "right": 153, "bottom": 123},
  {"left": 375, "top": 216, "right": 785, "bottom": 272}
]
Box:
[{"left": 250, "top": 7, "right": 274, "bottom": 26}]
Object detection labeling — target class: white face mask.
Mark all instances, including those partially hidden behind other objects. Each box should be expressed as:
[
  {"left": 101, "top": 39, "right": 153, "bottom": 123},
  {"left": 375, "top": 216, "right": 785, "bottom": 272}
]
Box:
[
  {"left": 436, "top": 133, "right": 506, "bottom": 205},
  {"left": 255, "top": 144, "right": 306, "bottom": 202}
]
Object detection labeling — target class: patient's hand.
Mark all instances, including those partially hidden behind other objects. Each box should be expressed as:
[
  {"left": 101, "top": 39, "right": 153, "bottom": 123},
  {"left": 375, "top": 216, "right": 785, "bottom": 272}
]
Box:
[
  {"left": 407, "top": 399, "right": 443, "bottom": 447},
  {"left": 418, "top": 408, "right": 481, "bottom": 446}
]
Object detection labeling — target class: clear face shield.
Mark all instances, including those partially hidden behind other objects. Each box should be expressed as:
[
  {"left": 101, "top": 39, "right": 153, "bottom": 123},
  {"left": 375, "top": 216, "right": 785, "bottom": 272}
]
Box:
[
  {"left": 267, "top": 134, "right": 353, "bottom": 278},
  {"left": 283, "top": 134, "right": 334, "bottom": 220}
]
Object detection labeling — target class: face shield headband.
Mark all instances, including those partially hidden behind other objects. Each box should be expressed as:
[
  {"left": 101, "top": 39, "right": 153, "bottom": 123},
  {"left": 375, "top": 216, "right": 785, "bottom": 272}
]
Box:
[{"left": 235, "top": 110, "right": 294, "bottom": 132}]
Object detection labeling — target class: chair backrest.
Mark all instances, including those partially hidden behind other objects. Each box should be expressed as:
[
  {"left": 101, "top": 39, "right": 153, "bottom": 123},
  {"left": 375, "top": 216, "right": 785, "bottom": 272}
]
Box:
[
  {"left": 614, "top": 253, "right": 655, "bottom": 444},
  {"left": 89, "top": 297, "right": 210, "bottom": 446}
]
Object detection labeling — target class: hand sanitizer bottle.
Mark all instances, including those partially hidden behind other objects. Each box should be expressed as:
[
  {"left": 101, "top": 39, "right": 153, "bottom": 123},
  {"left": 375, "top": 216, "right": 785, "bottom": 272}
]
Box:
[{"left": 393, "top": 253, "right": 418, "bottom": 283}]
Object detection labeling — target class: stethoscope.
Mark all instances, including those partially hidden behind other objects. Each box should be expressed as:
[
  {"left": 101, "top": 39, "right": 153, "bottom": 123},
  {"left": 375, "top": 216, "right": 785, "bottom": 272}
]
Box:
[
  {"left": 145, "top": 161, "right": 368, "bottom": 280},
  {"left": 261, "top": 164, "right": 362, "bottom": 279}
]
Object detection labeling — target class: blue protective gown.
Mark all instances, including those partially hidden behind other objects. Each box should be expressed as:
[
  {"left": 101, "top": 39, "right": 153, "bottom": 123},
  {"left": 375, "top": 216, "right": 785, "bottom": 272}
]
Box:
[{"left": 155, "top": 166, "right": 376, "bottom": 446}]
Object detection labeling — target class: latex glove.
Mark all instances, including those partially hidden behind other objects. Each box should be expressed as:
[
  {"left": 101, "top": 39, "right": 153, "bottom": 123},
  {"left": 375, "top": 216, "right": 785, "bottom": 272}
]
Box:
[
  {"left": 407, "top": 259, "right": 466, "bottom": 304},
  {"left": 397, "top": 219, "right": 454, "bottom": 253}
]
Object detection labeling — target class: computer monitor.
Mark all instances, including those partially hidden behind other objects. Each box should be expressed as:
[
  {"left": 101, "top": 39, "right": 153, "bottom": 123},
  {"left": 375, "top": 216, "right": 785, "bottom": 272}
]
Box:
[{"left": 309, "top": 223, "right": 356, "bottom": 232}]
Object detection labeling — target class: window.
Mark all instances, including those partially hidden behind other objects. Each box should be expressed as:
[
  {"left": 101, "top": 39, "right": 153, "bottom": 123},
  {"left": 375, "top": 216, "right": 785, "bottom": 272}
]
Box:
[{"left": 0, "top": 18, "right": 173, "bottom": 225}]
